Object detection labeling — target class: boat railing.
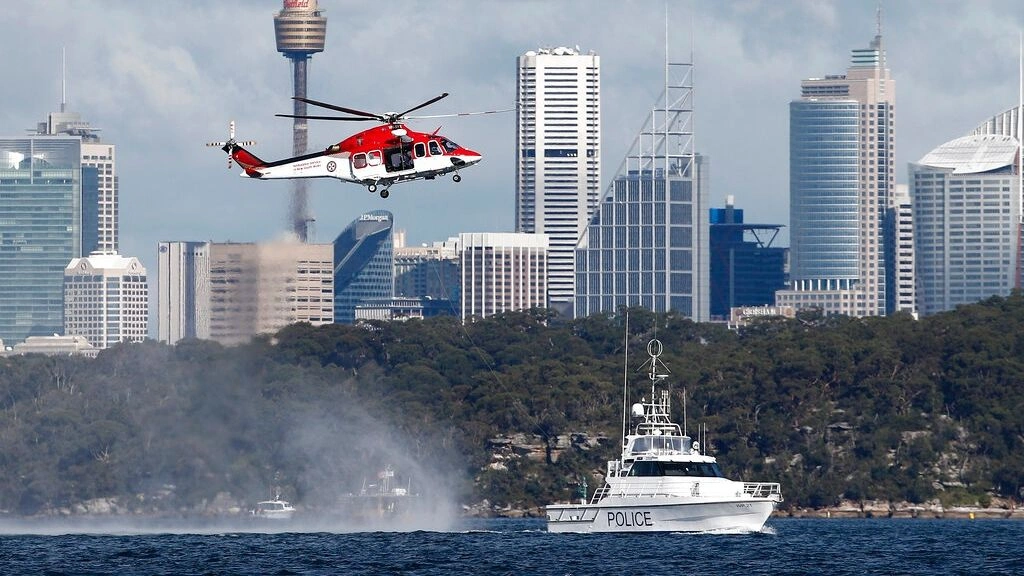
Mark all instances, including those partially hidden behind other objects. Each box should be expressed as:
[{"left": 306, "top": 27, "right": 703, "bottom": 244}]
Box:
[
  {"left": 603, "top": 482, "right": 686, "bottom": 499},
  {"left": 743, "top": 482, "right": 784, "bottom": 501},
  {"left": 588, "top": 480, "right": 782, "bottom": 502}
]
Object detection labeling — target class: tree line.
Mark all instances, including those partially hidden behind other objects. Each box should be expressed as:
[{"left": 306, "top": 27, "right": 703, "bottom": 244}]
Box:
[{"left": 1, "top": 293, "right": 1023, "bottom": 515}]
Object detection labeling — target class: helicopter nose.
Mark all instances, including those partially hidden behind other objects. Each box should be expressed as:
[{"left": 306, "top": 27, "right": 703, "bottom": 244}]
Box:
[{"left": 452, "top": 149, "right": 482, "bottom": 166}]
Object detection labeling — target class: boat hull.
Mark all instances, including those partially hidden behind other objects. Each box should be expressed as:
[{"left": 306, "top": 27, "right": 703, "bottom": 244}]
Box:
[{"left": 546, "top": 498, "right": 775, "bottom": 533}]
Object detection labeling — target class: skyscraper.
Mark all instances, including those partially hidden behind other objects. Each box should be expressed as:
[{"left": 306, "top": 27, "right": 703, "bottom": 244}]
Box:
[
  {"left": 64, "top": 253, "right": 148, "bottom": 349},
  {"left": 516, "top": 47, "right": 600, "bottom": 315},
  {"left": 333, "top": 210, "right": 394, "bottom": 324},
  {"left": 0, "top": 136, "right": 82, "bottom": 344},
  {"left": 910, "top": 134, "right": 1020, "bottom": 316},
  {"left": 574, "top": 49, "right": 708, "bottom": 320},
  {"left": 972, "top": 106, "right": 1024, "bottom": 289},
  {"left": 777, "top": 26, "right": 895, "bottom": 317},
  {"left": 275, "top": 0, "right": 327, "bottom": 242},
  {"left": 35, "top": 60, "right": 117, "bottom": 254},
  {"left": 886, "top": 184, "right": 916, "bottom": 316}
]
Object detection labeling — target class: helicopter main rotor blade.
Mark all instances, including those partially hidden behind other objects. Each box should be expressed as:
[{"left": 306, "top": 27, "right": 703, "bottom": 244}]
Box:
[
  {"left": 407, "top": 108, "right": 515, "bottom": 120},
  {"left": 275, "top": 113, "right": 376, "bottom": 121},
  {"left": 395, "top": 93, "right": 450, "bottom": 120},
  {"left": 293, "top": 97, "right": 383, "bottom": 120}
]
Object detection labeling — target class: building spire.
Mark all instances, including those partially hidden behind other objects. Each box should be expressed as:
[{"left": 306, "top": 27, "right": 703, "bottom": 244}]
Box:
[
  {"left": 876, "top": 1, "right": 882, "bottom": 38},
  {"left": 60, "top": 46, "right": 67, "bottom": 112}
]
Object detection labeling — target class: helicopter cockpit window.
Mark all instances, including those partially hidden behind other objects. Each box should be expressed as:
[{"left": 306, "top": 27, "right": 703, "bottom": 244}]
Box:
[
  {"left": 440, "top": 138, "right": 459, "bottom": 153},
  {"left": 352, "top": 153, "right": 368, "bottom": 169},
  {"left": 414, "top": 142, "right": 426, "bottom": 158},
  {"left": 367, "top": 150, "right": 382, "bottom": 166},
  {"left": 428, "top": 140, "right": 443, "bottom": 156}
]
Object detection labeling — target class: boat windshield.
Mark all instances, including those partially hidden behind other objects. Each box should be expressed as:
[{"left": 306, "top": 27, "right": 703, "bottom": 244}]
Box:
[
  {"left": 630, "top": 435, "right": 683, "bottom": 454},
  {"left": 627, "top": 461, "right": 724, "bottom": 478}
]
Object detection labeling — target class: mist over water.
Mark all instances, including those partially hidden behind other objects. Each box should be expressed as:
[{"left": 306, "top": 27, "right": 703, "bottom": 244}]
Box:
[
  {"left": 277, "top": 404, "right": 461, "bottom": 533},
  {"left": 0, "top": 383, "right": 462, "bottom": 536}
]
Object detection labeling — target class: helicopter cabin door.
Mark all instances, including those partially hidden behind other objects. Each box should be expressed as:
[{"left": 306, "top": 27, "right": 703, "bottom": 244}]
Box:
[
  {"left": 384, "top": 146, "right": 414, "bottom": 173},
  {"left": 351, "top": 150, "right": 382, "bottom": 179}
]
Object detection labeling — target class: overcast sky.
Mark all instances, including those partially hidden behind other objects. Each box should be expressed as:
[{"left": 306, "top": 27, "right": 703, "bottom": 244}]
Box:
[{"left": 3, "top": 0, "right": 1024, "bottom": 266}]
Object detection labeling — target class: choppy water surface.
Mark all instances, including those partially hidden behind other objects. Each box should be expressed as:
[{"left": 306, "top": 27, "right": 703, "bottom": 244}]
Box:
[{"left": 0, "top": 517, "right": 1020, "bottom": 575}]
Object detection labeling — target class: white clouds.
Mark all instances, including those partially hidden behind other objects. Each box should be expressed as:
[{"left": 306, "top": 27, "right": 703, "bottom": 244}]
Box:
[{"left": 2, "top": 0, "right": 1024, "bottom": 265}]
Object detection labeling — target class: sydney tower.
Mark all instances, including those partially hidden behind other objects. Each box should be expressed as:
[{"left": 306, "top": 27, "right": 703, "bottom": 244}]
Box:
[{"left": 274, "top": 0, "right": 327, "bottom": 242}]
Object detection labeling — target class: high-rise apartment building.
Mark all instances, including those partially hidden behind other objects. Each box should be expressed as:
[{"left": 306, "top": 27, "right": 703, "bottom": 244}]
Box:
[
  {"left": 910, "top": 134, "right": 1020, "bottom": 316},
  {"left": 207, "top": 242, "right": 333, "bottom": 345},
  {"left": 157, "top": 241, "right": 211, "bottom": 344},
  {"left": 886, "top": 184, "right": 916, "bottom": 316},
  {"left": 64, "top": 252, "right": 148, "bottom": 349},
  {"left": 0, "top": 136, "right": 82, "bottom": 345},
  {"left": 516, "top": 47, "right": 600, "bottom": 315},
  {"left": 777, "top": 28, "right": 895, "bottom": 316},
  {"left": 574, "top": 51, "right": 708, "bottom": 320},
  {"left": 460, "top": 233, "right": 548, "bottom": 321},
  {"left": 333, "top": 210, "right": 394, "bottom": 324}
]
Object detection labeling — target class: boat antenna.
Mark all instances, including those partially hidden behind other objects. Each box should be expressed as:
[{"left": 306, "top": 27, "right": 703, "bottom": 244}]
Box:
[
  {"left": 683, "top": 386, "right": 687, "bottom": 437},
  {"left": 621, "top": 310, "right": 630, "bottom": 447}
]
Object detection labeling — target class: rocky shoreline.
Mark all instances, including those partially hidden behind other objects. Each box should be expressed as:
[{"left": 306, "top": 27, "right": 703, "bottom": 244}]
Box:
[
  {"left": 15, "top": 495, "right": 1024, "bottom": 522},
  {"left": 462, "top": 498, "right": 1024, "bottom": 520}
]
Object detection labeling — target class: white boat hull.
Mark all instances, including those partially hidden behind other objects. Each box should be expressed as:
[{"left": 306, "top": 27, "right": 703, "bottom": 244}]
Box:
[{"left": 546, "top": 498, "right": 776, "bottom": 533}]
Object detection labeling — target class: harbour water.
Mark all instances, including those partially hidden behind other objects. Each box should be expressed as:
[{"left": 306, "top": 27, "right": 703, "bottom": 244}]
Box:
[{"left": 0, "top": 517, "right": 1020, "bottom": 575}]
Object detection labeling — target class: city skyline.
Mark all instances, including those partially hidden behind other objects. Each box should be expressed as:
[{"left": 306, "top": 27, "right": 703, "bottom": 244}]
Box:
[{"left": 2, "top": 1, "right": 1023, "bottom": 290}]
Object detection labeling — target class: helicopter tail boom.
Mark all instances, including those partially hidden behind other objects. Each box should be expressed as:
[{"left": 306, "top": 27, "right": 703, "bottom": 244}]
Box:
[{"left": 225, "top": 144, "right": 266, "bottom": 178}]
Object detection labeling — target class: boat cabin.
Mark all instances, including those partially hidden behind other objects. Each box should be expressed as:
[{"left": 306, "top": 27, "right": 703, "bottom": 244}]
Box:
[
  {"left": 626, "top": 460, "right": 724, "bottom": 478},
  {"left": 256, "top": 500, "right": 292, "bottom": 512}
]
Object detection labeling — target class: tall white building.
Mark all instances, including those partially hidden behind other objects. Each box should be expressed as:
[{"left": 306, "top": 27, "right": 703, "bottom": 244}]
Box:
[
  {"left": 459, "top": 233, "right": 548, "bottom": 321},
  {"left": 64, "top": 252, "right": 148, "bottom": 349},
  {"left": 157, "top": 241, "right": 211, "bottom": 344},
  {"left": 516, "top": 47, "right": 600, "bottom": 315},
  {"left": 888, "top": 184, "right": 917, "bottom": 316},
  {"left": 910, "top": 134, "right": 1020, "bottom": 316}
]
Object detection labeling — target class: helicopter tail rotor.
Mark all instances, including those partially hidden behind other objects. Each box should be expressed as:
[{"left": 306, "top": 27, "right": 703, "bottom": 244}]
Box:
[{"left": 206, "top": 121, "right": 256, "bottom": 169}]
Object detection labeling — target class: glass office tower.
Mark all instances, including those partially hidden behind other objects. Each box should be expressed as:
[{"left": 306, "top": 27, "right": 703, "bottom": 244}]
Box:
[
  {"left": 777, "top": 28, "right": 895, "bottom": 316},
  {"left": 0, "top": 136, "right": 81, "bottom": 344},
  {"left": 574, "top": 53, "right": 708, "bottom": 321},
  {"left": 333, "top": 210, "right": 394, "bottom": 324},
  {"left": 788, "top": 100, "right": 860, "bottom": 285},
  {"left": 575, "top": 158, "right": 708, "bottom": 319}
]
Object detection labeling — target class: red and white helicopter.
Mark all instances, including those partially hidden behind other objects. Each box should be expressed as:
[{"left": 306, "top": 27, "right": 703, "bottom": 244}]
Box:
[{"left": 209, "top": 93, "right": 503, "bottom": 198}]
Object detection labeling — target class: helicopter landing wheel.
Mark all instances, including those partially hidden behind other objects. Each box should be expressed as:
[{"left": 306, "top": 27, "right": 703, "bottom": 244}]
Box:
[
  {"left": 453, "top": 174, "right": 462, "bottom": 183},
  {"left": 380, "top": 189, "right": 390, "bottom": 199},
  {"left": 368, "top": 184, "right": 377, "bottom": 193}
]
